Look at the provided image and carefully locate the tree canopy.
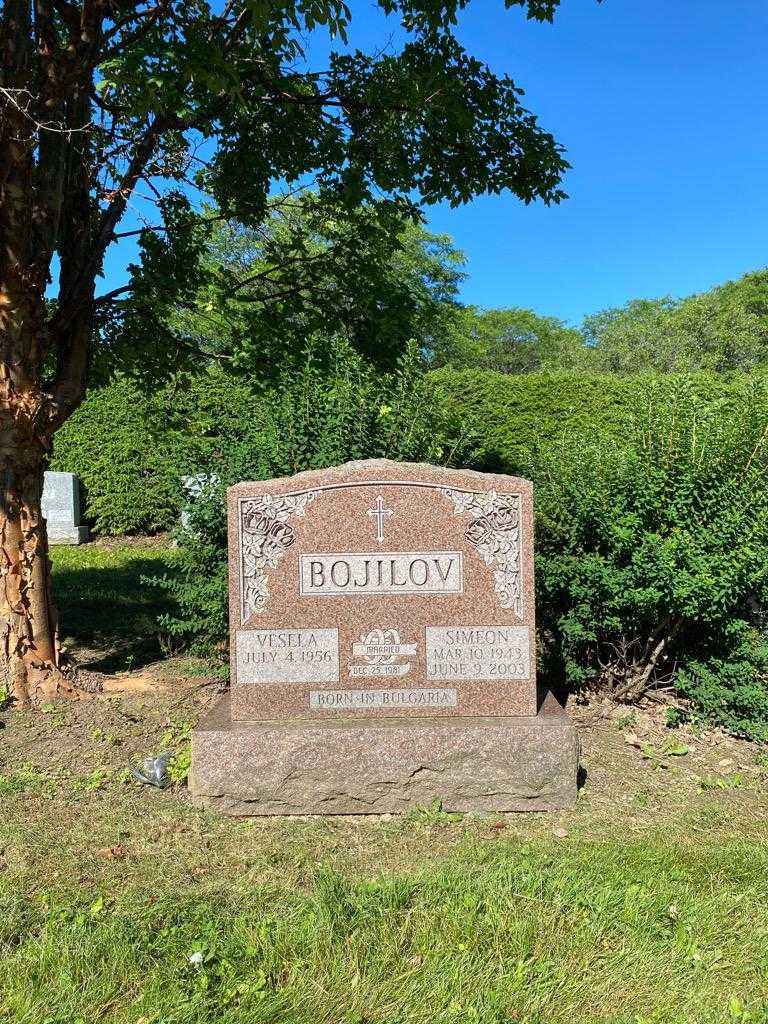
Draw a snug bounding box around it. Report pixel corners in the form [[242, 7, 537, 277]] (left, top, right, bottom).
[[584, 270, 768, 374], [103, 193, 467, 378], [424, 267, 768, 377], [430, 305, 585, 373], [1, 0, 572, 424]]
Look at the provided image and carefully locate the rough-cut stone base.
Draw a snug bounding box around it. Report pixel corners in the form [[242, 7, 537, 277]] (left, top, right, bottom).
[[190, 691, 578, 815], [48, 525, 89, 545]]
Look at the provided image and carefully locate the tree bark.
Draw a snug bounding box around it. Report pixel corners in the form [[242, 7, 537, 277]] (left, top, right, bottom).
[[0, 2, 89, 703], [0, 286, 89, 704], [0, 390, 75, 705]]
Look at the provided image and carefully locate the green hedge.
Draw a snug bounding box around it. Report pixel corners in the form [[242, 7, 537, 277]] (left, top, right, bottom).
[[50, 379, 185, 535], [54, 367, 767, 534], [427, 369, 768, 738], [530, 391, 768, 739], [428, 367, 768, 473], [50, 364, 768, 737], [50, 373, 268, 535]]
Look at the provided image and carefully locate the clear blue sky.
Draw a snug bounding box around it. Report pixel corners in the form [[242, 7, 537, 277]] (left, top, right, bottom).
[[104, 1, 768, 327], [419, 0, 768, 324]]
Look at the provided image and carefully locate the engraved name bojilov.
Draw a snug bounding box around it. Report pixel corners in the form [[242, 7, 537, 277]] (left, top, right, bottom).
[[299, 551, 462, 595]]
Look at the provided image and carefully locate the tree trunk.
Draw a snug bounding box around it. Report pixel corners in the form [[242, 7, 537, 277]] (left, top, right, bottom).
[[1, 1, 95, 704], [0, 398, 75, 706]]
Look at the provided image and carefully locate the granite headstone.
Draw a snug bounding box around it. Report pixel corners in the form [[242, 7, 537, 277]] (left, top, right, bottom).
[[41, 471, 89, 545], [191, 459, 578, 814]]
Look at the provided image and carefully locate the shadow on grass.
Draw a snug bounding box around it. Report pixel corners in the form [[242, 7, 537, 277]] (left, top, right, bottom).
[[51, 549, 178, 673]]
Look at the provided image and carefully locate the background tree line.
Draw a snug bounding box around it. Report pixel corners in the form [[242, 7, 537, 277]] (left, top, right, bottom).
[[106, 194, 768, 379]]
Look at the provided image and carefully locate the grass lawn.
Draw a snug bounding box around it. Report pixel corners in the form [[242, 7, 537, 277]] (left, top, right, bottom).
[[50, 539, 180, 673], [1, 776, 766, 1024], [0, 541, 766, 1023]]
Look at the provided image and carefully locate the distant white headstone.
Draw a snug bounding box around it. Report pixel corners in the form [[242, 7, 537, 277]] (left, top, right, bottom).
[[41, 471, 89, 545]]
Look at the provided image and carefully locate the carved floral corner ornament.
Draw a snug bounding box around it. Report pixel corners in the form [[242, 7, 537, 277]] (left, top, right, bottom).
[[240, 492, 316, 621], [442, 488, 523, 617]]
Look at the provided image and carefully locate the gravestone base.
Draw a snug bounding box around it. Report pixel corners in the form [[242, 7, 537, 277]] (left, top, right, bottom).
[[47, 525, 89, 546], [190, 690, 578, 815]]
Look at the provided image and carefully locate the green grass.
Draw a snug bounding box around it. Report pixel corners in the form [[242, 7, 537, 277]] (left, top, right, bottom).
[[51, 542, 176, 640], [0, 824, 766, 1023], [50, 542, 178, 670], [19, 540, 767, 1022]]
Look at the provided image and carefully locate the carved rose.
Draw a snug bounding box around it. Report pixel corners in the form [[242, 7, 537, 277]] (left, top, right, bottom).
[[488, 504, 518, 531], [466, 517, 494, 546], [261, 520, 295, 560], [243, 512, 271, 535], [240, 491, 316, 620]]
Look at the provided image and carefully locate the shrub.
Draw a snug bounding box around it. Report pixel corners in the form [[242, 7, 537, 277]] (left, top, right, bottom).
[[428, 367, 768, 473], [531, 380, 768, 739], [51, 372, 273, 535], [51, 379, 185, 535], [675, 624, 768, 739], [151, 342, 474, 655], [56, 362, 768, 739]]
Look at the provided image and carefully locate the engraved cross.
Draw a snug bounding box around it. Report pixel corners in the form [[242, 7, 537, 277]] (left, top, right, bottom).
[[367, 495, 393, 544]]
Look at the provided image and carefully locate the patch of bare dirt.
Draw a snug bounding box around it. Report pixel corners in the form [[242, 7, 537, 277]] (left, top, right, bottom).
[[570, 695, 767, 821], [0, 672, 223, 782], [0, 677, 765, 827]]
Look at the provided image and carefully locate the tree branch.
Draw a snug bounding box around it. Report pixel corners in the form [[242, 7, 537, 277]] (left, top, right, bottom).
[[92, 284, 133, 306], [54, 116, 166, 332], [100, 1, 175, 60], [48, 80, 98, 423], [224, 251, 327, 295]]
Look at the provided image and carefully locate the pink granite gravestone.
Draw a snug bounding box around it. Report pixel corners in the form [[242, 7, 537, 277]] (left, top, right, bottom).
[[190, 459, 578, 814]]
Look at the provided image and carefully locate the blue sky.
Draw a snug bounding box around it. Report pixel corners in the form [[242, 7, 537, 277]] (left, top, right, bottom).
[[103, 1, 768, 327], [419, 0, 768, 324]]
